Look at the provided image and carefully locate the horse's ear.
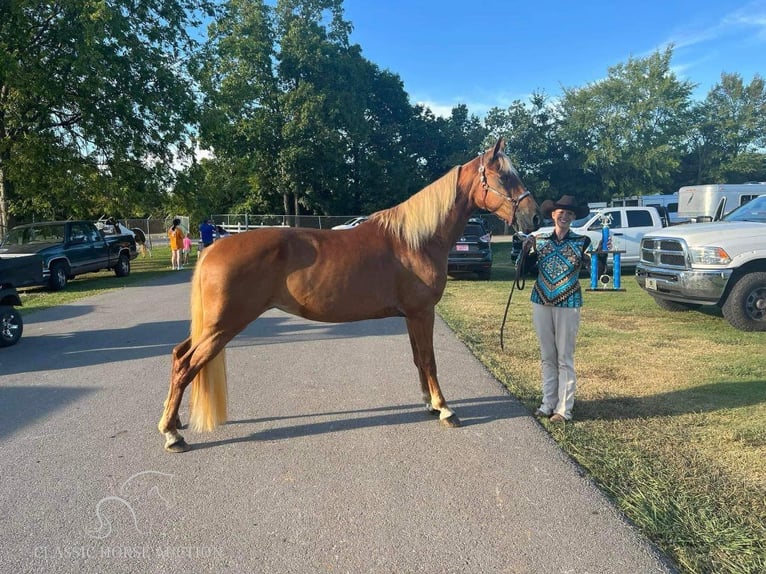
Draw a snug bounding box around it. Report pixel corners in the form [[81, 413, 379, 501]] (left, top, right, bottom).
[[492, 137, 505, 158]]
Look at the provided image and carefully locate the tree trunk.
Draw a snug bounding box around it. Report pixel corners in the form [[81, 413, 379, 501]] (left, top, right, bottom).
[[0, 165, 8, 239]]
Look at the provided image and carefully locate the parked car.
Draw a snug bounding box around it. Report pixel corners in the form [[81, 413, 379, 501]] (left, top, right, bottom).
[[636, 194, 766, 331], [0, 282, 23, 347], [448, 218, 493, 279], [0, 220, 138, 291], [332, 216, 368, 230]]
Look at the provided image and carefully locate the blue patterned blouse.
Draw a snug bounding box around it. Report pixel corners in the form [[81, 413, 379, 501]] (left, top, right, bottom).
[[527, 231, 593, 308]]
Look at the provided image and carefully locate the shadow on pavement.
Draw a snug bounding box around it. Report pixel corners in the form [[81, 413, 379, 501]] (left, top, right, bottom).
[[189, 395, 521, 451]]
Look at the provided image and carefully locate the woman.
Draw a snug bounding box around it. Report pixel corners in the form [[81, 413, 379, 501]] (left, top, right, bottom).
[[520, 195, 606, 423], [167, 218, 185, 270]]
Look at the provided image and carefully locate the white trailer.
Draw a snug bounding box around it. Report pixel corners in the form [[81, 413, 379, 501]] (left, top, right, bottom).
[[610, 194, 677, 208], [677, 183, 766, 222]]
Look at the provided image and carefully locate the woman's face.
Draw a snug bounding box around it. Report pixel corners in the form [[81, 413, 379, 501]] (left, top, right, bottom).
[[552, 208, 576, 230]]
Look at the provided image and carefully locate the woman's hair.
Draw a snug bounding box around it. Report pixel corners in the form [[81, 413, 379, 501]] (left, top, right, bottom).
[[172, 218, 181, 229]]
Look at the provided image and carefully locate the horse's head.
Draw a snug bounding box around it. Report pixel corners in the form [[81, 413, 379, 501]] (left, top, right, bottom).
[[472, 138, 541, 233]]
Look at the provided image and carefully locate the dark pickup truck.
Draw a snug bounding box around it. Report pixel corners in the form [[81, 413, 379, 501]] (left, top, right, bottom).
[[0, 256, 39, 346], [0, 286, 23, 346], [0, 220, 138, 291]]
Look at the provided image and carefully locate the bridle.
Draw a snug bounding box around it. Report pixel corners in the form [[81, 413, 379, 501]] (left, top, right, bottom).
[[478, 154, 531, 227], [476, 153, 532, 350]]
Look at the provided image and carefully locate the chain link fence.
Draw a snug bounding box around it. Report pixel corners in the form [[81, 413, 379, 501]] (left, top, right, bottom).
[[0, 212, 514, 244], [209, 214, 514, 236]]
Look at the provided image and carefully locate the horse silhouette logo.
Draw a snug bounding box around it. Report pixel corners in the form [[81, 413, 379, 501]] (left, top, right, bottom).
[[86, 471, 174, 540]]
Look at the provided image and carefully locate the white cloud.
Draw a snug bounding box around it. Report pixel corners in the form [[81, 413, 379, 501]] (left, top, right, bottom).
[[416, 100, 457, 118]]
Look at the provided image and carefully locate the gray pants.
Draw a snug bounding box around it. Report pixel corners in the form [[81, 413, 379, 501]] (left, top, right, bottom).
[[531, 303, 581, 420]]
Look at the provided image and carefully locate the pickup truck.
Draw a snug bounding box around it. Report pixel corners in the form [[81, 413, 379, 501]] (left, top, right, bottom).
[[529, 206, 668, 267], [0, 262, 26, 346], [0, 220, 138, 291], [635, 195, 766, 331]]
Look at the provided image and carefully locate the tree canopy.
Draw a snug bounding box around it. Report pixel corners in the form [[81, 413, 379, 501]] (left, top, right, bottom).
[[0, 0, 213, 231], [2, 1, 765, 233]]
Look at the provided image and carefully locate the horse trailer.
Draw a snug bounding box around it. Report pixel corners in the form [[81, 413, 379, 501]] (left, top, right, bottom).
[[677, 183, 766, 222]]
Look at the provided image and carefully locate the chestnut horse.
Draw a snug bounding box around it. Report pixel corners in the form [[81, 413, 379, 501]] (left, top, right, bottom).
[[158, 138, 540, 452]]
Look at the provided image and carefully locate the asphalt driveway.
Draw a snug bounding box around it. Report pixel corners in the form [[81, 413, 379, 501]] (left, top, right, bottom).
[[0, 272, 675, 573]]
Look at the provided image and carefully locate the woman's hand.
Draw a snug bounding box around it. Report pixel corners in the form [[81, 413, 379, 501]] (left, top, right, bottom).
[[597, 236, 613, 251]]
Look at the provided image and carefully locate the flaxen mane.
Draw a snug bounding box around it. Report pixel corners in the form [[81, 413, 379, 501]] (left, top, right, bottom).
[[370, 167, 460, 250]]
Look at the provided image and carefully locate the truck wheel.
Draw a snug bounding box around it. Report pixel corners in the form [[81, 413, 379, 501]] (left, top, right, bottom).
[[114, 254, 130, 277], [49, 262, 68, 291], [652, 297, 700, 312], [721, 272, 766, 332], [0, 305, 23, 347]]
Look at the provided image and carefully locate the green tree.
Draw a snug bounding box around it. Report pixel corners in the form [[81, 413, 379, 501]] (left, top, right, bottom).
[[683, 72, 766, 184], [190, 0, 428, 221], [484, 93, 602, 205], [557, 47, 694, 201], [191, 0, 283, 216], [0, 0, 211, 233]]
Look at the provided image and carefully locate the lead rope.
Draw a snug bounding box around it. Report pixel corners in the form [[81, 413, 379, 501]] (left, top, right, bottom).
[[500, 241, 529, 350]]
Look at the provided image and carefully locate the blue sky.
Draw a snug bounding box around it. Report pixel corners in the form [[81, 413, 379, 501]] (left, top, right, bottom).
[[343, 0, 766, 117]]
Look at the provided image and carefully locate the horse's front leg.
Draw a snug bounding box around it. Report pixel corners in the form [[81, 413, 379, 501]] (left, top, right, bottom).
[[406, 322, 434, 413], [406, 311, 461, 427], [158, 338, 194, 453]]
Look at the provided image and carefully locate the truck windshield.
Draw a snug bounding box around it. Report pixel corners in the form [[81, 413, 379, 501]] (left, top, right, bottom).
[[1, 225, 66, 246], [723, 196, 766, 223]]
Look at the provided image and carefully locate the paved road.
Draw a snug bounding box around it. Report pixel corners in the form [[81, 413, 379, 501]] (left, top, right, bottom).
[[0, 273, 675, 573]]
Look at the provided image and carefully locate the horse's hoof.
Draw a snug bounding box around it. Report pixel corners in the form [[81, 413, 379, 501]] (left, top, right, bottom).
[[426, 405, 440, 416], [164, 438, 191, 453], [440, 414, 461, 428]]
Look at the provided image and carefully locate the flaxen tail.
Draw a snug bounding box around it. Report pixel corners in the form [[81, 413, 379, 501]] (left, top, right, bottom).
[[188, 266, 228, 432]]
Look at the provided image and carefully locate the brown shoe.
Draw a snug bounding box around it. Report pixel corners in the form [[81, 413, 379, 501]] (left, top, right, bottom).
[[549, 414, 567, 423], [533, 409, 549, 418]]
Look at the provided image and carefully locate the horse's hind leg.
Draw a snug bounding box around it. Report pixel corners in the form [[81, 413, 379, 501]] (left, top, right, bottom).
[[158, 333, 228, 452], [158, 338, 195, 452], [405, 311, 460, 427]]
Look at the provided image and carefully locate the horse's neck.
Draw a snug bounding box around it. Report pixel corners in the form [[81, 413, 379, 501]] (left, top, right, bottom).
[[440, 167, 479, 245]]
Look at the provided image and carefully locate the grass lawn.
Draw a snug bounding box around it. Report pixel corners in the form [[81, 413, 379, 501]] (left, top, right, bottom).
[[14, 246, 192, 313], [438, 242, 765, 574], [14, 242, 766, 573]]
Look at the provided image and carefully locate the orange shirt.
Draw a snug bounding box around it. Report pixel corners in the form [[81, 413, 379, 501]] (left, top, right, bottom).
[[168, 226, 185, 250]]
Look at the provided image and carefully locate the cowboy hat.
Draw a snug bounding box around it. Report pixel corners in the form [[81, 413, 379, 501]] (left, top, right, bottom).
[[540, 195, 589, 219]]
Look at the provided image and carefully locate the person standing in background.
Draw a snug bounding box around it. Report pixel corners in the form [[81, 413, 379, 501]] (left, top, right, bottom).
[[168, 218, 185, 270], [199, 219, 215, 251], [182, 233, 192, 266]]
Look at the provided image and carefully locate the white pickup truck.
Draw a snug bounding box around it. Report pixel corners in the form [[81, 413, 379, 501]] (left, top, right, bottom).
[[635, 195, 766, 331], [531, 206, 668, 267]]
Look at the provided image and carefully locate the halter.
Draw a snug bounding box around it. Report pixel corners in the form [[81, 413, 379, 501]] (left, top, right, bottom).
[[478, 154, 530, 227]]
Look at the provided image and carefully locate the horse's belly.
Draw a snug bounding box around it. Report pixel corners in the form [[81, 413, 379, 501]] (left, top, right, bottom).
[[280, 269, 403, 322]]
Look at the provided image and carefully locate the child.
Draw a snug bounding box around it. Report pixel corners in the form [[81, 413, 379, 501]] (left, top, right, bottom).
[[182, 234, 192, 265]]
